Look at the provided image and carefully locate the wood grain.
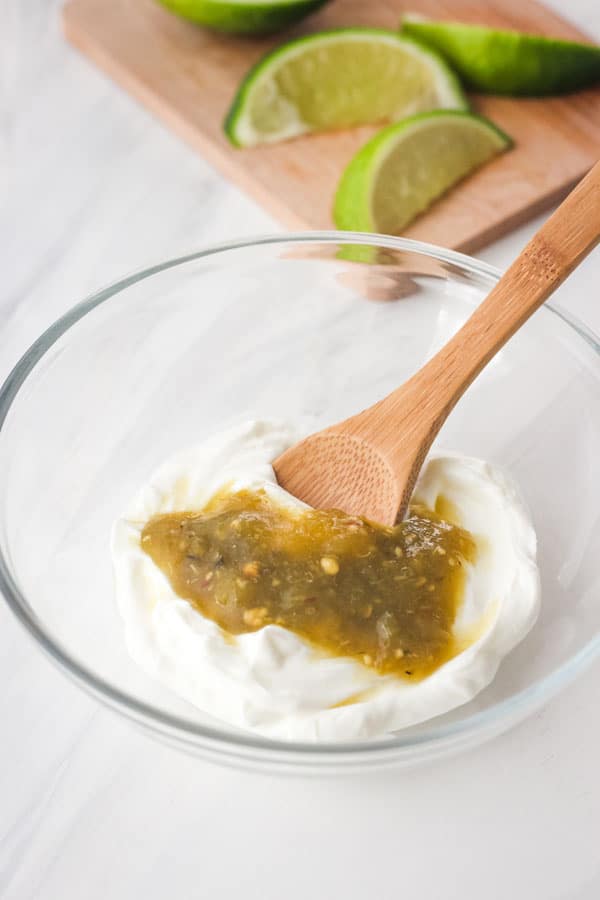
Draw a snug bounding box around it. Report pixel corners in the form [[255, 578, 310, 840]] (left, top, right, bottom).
[[274, 160, 600, 523], [63, 0, 600, 252]]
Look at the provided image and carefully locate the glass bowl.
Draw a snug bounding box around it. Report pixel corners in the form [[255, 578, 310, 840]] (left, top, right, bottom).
[[1, 233, 599, 774]]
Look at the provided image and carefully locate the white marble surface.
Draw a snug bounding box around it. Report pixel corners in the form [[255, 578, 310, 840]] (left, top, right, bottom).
[[2, 2, 600, 897]]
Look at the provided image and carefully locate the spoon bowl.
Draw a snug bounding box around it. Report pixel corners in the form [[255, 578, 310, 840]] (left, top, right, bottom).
[[274, 430, 402, 523]]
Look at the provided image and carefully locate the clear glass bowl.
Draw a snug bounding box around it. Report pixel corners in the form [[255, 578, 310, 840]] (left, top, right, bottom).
[[1, 233, 599, 774]]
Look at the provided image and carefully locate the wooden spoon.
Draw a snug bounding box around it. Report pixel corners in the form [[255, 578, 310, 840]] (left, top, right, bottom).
[[274, 160, 600, 525]]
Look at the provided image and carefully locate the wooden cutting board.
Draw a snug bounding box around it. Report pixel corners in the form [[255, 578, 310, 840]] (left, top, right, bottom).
[[63, 0, 600, 252]]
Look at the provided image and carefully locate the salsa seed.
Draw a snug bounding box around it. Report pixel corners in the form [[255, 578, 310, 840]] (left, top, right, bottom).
[[347, 519, 363, 530], [320, 556, 339, 575], [243, 607, 268, 627], [242, 561, 260, 579]]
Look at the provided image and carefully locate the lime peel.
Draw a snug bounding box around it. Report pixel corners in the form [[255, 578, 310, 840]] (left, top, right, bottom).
[[157, 0, 330, 36], [401, 14, 600, 96]]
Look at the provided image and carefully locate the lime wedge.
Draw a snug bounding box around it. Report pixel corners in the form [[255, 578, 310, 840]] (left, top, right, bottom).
[[401, 15, 600, 95], [334, 110, 511, 234], [224, 28, 467, 147], [157, 0, 329, 35]]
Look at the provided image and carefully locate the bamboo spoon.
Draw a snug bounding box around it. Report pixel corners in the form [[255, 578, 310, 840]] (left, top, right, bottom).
[[274, 160, 600, 525]]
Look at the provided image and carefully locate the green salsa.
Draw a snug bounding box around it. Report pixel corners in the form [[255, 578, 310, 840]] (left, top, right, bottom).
[[141, 489, 476, 680]]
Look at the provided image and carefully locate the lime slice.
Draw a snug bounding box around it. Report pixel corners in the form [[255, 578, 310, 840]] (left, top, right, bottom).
[[334, 110, 511, 235], [157, 0, 329, 35], [401, 15, 600, 96], [224, 28, 467, 147]]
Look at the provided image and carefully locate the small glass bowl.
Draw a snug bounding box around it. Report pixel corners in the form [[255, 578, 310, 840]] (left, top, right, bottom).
[[1, 233, 599, 774]]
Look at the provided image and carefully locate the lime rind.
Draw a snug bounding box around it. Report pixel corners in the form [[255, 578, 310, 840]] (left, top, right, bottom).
[[333, 110, 511, 234], [401, 14, 600, 95], [157, 0, 330, 35], [224, 28, 468, 147]]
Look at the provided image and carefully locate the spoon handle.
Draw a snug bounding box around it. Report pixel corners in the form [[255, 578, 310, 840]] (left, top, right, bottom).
[[376, 158, 600, 444]]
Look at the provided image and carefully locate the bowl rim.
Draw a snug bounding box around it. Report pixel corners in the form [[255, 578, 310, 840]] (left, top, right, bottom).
[[1, 230, 599, 766]]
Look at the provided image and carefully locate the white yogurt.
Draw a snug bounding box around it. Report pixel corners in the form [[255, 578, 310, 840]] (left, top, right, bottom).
[[111, 420, 540, 742]]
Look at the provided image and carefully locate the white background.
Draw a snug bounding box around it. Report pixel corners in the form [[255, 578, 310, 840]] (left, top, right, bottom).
[[2, 2, 599, 897]]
